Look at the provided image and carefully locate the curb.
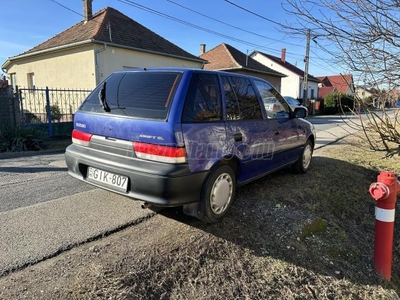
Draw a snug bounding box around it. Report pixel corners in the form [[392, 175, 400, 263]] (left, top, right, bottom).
[[0, 148, 67, 160]]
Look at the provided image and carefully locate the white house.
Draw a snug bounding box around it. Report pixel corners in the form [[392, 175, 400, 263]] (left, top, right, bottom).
[[250, 49, 320, 103]]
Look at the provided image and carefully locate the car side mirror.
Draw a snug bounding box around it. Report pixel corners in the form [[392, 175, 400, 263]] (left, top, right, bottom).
[[293, 107, 308, 119]]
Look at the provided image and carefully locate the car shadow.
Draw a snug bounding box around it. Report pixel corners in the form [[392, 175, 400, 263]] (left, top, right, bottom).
[[157, 156, 399, 292], [0, 166, 68, 173]]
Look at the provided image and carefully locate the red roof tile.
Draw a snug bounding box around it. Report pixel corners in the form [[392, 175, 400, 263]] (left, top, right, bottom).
[[318, 86, 336, 99], [316, 75, 353, 94], [18, 7, 202, 62], [200, 43, 285, 77]]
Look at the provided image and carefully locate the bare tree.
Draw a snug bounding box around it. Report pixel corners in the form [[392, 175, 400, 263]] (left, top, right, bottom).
[[283, 0, 400, 156]]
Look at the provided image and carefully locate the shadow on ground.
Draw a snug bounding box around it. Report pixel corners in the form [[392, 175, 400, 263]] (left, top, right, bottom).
[[158, 155, 400, 294]]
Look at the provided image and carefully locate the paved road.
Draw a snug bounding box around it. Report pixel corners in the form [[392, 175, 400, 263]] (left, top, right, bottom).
[[0, 153, 154, 275], [0, 115, 354, 275], [309, 114, 360, 149]]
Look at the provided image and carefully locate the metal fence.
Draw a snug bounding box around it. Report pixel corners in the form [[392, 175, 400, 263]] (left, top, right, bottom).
[[16, 86, 92, 136]]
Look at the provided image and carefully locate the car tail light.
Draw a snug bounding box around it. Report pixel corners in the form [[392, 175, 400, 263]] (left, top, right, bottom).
[[72, 129, 93, 147], [134, 142, 186, 164]]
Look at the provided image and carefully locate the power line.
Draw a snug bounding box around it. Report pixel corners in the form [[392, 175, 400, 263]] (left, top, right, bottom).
[[49, 0, 83, 17], [118, 0, 309, 61], [49, 0, 304, 61], [49, 0, 338, 73], [224, 0, 283, 27], [167, 0, 301, 48]]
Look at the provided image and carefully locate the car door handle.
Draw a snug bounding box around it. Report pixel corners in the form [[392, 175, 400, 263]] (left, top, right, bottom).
[[233, 133, 242, 142]]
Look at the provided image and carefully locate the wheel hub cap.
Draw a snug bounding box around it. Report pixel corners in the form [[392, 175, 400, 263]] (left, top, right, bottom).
[[210, 173, 233, 215]]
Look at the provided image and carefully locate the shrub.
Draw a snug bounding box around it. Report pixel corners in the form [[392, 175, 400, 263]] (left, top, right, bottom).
[[340, 95, 354, 111], [323, 92, 339, 114], [49, 104, 62, 122], [0, 123, 46, 152]]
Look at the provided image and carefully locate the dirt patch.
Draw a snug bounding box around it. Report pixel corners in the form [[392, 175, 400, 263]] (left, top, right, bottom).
[[0, 136, 399, 299]]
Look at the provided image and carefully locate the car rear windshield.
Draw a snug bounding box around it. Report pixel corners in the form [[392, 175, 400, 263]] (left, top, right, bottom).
[[79, 71, 182, 120]]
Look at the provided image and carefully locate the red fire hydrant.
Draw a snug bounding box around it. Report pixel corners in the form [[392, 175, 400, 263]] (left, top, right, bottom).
[[369, 171, 400, 281]]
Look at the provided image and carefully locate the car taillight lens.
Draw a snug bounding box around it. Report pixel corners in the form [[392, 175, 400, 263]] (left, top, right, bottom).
[[72, 129, 93, 146], [134, 142, 186, 164]]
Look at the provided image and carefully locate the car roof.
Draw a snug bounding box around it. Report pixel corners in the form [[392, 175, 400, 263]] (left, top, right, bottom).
[[112, 68, 269, 81]]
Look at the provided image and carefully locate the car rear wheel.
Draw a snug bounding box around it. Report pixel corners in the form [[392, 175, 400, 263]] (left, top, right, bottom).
[[292, 140, 313, 174], [198, 164, 236, 223]]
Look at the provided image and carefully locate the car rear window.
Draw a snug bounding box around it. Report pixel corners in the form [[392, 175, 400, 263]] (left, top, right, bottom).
[[79, 71, 181, 120]]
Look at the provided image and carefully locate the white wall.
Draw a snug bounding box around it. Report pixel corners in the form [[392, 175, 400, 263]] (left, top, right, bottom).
[[251, 52, 319, 100], [6, 45, 97, 89], [96, 45, 204, 84], [5, 44, 204, 90]]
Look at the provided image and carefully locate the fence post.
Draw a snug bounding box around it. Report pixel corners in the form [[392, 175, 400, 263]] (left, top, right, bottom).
[[45, 86, 53, 137], [16, 85, 25, 127]]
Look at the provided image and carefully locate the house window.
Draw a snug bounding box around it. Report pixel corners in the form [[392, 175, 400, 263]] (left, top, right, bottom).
[[27, 73, 35, 90], [310, 89, 315, 99], [10, 73, 17, 90]]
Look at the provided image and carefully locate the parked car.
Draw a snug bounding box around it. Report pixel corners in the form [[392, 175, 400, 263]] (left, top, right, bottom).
[[65, 68, 316, 223], [284, 96, 308, 117]]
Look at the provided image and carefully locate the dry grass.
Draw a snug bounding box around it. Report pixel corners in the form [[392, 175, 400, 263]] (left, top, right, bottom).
[[0, 135, 399, 299]]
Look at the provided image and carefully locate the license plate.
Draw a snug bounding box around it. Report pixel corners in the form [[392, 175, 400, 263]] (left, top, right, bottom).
[[87, 166, 128, 192]]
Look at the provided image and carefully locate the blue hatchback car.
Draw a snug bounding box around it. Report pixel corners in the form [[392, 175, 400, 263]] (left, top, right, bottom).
[[65, 68, 316, 223]]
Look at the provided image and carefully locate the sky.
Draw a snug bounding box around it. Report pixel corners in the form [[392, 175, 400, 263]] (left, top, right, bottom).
[[0, 0, 346, 77]]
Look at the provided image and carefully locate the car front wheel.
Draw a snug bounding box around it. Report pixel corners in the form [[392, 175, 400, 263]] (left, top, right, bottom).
[[292, 140, 313, 174], [198, 164, 236, 223]]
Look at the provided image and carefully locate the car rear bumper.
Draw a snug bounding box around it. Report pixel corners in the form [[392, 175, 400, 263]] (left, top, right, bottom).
[[65, 144, 208, 206]]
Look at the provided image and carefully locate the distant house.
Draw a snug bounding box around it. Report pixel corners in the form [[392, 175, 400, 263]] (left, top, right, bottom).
[[355, 86, 374, 100], [250, 49, 320, 102], [200, 43, 286, 91], [316, 74, 355, 99], [1, 0, 204, 90]]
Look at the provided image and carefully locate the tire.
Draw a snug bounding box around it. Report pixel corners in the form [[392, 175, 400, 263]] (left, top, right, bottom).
[[198, 164, 236, 223], [292, 140, 313, 174]]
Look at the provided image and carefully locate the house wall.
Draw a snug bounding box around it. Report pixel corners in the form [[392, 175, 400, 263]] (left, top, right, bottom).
[[355, 87, 373, 100], [226, 69, 282, 92], [251, 53, 319, 100], [96, 45, 204, 84], [6, 45, 97, 89], [5, 44, 204, 90]]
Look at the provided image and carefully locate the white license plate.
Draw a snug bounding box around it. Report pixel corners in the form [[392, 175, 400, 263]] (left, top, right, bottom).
[[87, 167, 128, 192]]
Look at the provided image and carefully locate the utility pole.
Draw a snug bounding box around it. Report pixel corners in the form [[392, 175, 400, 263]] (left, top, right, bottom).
[[303, 29, 311, 107]]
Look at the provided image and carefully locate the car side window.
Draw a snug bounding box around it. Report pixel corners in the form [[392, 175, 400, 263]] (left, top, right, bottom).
[[182, 73, 222, 123], [253, 80, 290, 119], [222, 76, 240, 120], [222, 76, 263, 120]]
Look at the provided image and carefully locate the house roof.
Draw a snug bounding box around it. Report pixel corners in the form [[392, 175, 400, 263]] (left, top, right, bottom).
[[5, 6, 203, 64], [318, 86, 336, 99], [250, 50, 321, 83], [200, 43, 286, 77], [316, 74, 353, 94]]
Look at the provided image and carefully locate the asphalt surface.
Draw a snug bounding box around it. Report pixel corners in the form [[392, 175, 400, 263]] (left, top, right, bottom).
[[0, 152, 154, 275]]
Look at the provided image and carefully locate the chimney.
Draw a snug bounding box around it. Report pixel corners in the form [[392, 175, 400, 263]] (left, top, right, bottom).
[[281, 48, 286, 63], [83, 0, 93, 23], [200, 44, 206, 55]]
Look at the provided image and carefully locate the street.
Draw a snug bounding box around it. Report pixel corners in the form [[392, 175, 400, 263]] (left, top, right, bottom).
[[0, 153, 154, 275]]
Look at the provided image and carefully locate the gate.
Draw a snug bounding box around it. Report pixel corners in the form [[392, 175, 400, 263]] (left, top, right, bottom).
[[16, 86, 92, 137]]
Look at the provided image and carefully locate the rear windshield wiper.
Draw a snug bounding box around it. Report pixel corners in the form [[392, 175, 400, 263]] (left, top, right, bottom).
[[98, 82, 111, 112]]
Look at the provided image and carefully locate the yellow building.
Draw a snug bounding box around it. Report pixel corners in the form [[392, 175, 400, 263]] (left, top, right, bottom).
[[2, 1, 205, 90]]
